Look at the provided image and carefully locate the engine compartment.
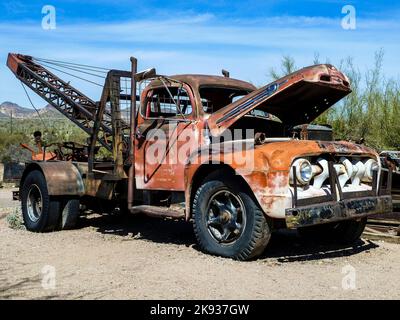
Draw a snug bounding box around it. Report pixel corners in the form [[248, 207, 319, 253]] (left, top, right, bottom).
[[228, 114, 333, 141]]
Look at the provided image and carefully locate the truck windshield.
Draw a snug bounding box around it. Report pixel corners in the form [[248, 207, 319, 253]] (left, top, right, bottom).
[[200, 86, 272, 119], [200, 87, 250, 114]]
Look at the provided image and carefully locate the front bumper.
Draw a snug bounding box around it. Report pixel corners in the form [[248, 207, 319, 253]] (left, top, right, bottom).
[[285, 163, 393, 228], [286, 195, 392, 228]]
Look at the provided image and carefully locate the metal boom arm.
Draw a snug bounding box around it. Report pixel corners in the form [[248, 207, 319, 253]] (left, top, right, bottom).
[[6, 53, 129, 152]]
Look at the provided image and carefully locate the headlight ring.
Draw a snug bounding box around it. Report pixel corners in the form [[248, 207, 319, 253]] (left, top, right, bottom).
[[293, 158, 313, 185]]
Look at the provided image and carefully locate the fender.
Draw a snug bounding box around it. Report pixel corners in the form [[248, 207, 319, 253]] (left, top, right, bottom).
[[20, 161, 85, 196], [183, 143, 267, 220], [184, 160, 273, 221]]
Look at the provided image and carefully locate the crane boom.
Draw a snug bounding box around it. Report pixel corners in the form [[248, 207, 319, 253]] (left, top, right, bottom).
[[6, 53, 129, 151]]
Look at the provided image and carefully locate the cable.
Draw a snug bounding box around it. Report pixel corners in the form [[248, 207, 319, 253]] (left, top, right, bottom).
[[39, 62, 104, 87], [38, 60, 108, 76], [33, 56, 111, 71], [39, 61, 106, 82], [34, 59, 109, 75], [39, 61, 106, 79], [20, 81, 49, 130]]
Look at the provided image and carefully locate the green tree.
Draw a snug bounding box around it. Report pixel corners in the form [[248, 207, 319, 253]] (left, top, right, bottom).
[[269, 50, 400, 151]]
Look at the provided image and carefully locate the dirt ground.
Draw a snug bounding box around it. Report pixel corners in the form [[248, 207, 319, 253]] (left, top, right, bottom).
[[0, 187, 399, 300]]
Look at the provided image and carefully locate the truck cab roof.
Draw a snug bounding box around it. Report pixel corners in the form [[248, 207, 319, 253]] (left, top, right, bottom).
[[147, 74, 257, 92]]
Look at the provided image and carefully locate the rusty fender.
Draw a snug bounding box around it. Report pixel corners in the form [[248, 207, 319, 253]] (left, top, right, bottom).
[[183, 141, 277, 220], [20, 161, 85, 196]]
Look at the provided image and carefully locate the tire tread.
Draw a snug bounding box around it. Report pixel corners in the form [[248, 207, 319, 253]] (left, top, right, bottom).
[[192, 176, 270, 260]]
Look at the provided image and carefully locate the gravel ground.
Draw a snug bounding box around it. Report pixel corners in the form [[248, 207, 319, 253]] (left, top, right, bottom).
[[0, 188, 399, 300]]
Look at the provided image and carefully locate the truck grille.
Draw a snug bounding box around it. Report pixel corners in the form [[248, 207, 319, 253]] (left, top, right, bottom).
[[290, 156, 392, 207]]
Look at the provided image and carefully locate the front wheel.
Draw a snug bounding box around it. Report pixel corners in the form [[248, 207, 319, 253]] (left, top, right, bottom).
[[193, 178, 271, 260]]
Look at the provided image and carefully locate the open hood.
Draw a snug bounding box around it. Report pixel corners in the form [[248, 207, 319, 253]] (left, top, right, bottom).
[[207, 64, 351, 136]]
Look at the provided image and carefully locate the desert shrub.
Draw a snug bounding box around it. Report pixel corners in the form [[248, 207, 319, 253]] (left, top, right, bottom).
[[6, 208, 25, 230]]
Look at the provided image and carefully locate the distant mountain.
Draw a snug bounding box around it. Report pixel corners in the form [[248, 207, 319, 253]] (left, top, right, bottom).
[[0, 101, 33, 118], [36, 104, 62, 118], [0, 101, 131, 121], [0, 101, 62, 119]]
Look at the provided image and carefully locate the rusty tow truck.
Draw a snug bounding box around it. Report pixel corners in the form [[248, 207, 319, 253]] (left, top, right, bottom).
[[7, 53, 392, 260]]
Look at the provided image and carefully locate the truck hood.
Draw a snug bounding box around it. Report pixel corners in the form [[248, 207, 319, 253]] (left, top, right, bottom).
[[207, 64, 351, 136]]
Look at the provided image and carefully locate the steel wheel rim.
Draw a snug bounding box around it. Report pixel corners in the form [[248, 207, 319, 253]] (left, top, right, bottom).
[[27, 184, 43, 222], [206, 189, 246, 244]]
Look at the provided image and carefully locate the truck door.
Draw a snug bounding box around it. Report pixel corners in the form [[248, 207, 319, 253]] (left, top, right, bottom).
[[135, 83, 198, 191]]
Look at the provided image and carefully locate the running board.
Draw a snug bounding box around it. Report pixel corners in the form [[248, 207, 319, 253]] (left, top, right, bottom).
[[130, 204, 185, 219]]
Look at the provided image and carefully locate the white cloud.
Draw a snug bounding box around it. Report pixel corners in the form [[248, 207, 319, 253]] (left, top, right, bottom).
[[0, 13, 399, 107]]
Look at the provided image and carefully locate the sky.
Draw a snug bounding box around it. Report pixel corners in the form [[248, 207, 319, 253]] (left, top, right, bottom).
[[1, 0, 400, 107]]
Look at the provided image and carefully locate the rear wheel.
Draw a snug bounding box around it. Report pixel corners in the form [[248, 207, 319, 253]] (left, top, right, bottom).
[[193, 177, 271, 260], [60, 199, 80, 230], [21, 170, 61, 232], [298, 218, 367, 244]]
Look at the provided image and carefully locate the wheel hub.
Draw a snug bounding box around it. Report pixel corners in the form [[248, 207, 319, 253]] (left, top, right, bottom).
[[206, 190, 246, 244], [220, 210, 231, 223], [26, 184, 43, 223]]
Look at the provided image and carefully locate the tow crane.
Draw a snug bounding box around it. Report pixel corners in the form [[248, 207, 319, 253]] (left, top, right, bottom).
[[7, 53, 392, 260]]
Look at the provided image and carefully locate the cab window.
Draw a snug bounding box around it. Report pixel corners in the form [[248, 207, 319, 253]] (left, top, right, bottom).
[[143, 86, 192, 118]]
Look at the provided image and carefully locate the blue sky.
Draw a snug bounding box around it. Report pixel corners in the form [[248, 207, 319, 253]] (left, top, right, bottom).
[[1, 0, 400, 107]]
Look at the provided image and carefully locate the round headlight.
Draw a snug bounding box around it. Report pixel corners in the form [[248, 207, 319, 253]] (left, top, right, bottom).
[[293, 159, 313, 185], [363, 159, 379, 181]]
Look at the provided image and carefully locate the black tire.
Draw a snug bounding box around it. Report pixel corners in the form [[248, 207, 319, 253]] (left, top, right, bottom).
[[298, 218, 367, 244], [60, 199, 80, 230], [21, 170, 61, 232], [193, 178, 271, 260]]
